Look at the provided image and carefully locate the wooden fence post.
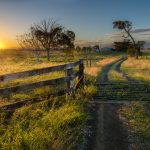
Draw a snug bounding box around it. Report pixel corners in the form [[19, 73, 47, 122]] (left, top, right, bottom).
[[86, 59, 88, 67], [90, 59, 92, 67], [66, 65, 74, 95], [79, 59, 84, 86]]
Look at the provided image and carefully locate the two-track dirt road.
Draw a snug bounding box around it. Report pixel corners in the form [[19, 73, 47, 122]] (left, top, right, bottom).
[[88, 57, 150, 150]]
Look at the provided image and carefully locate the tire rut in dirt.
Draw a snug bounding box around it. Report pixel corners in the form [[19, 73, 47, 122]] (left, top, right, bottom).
[[92, 104, 129, 150]]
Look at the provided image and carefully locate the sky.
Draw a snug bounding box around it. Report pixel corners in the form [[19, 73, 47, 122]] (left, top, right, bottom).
[[0, 0, 150, 48]]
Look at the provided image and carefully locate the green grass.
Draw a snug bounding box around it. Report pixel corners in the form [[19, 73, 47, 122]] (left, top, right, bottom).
[[0, 100, 88, 149], [0, 67, 98, 150], [0, 86, 92, 149], [0, 83, 97, 150], [0, 49, 126, 149]]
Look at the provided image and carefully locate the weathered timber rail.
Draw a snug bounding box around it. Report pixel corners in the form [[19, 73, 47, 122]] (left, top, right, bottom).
[[0, 59, 84, 96]]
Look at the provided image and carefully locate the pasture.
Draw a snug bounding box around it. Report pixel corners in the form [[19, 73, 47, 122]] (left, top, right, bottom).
[[0, 49, 150, 149]]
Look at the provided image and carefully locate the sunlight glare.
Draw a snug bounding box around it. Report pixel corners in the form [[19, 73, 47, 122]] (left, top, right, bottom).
[[0, 42, 5, 49]]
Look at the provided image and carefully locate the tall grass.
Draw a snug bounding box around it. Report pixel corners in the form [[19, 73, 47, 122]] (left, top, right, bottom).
[[121, 53, 150, 83], [0, 81, 95, 149], [0, 71, 98, 150], [0, 98, 88, 149], [0, 49, 123, 149], [121, 102, 150, 149]]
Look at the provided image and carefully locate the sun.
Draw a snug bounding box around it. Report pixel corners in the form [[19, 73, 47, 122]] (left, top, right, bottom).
[[0, 42, 5, 49]]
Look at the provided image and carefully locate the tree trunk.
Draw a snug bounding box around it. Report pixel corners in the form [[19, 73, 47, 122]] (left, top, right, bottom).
[[35, 49, 40, 63], [47, 49, 50, 61], [124, 28, 138, 59], [128, 33, 138, 59], [137, 47, 142, 56]]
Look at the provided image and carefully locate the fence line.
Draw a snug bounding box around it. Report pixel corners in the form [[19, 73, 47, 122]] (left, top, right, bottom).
[[0, 59, 84, 96], [0, 60, 82, 82]]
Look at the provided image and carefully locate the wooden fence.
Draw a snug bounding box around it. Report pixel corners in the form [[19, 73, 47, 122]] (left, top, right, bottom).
[[0, 59, 84, 96]]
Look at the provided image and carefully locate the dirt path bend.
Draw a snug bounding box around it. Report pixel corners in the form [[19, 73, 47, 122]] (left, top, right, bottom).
[[114, 57, 140, 83], [91, 103, 129, 150], [98, 57, 124, 83]]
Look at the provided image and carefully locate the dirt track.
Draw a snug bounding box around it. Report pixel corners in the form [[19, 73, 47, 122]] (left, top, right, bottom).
[[88, 57, 150, 150], [89, 58, 129, 150], [92, 104, 129, 150]]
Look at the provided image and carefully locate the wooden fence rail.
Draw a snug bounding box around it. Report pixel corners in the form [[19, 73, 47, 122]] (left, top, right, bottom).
[[0, 59, 84, 96], [0, 60, 81, 82]]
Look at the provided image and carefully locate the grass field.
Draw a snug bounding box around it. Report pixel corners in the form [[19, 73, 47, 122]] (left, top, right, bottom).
[[120, 50, 150, 149], [0, 49, 120, 104], [0, 49, 113, 149], [121, 50, 150, 83], [1, 49, 150, 149], [121, 102, 150, 150]]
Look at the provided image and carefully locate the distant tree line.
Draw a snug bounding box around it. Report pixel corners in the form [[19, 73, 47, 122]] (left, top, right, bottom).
[[17, 19, 75, 61]]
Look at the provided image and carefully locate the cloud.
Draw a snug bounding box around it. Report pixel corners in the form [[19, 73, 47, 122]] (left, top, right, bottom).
[[131, 28, 150, 34], [139, 33, 150, 36], [76, 28, 150, 48]]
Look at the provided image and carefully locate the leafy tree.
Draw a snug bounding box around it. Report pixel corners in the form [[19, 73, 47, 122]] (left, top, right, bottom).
[[113, 20, 139, 59], [18, 19, 75, 61], [34, 19, 63, 61], [113, 39, 131, 52], [59, 30, 75, 49]]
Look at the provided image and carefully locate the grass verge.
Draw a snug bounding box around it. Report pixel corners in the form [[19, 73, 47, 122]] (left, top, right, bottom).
[[121, 102, 150, 150]]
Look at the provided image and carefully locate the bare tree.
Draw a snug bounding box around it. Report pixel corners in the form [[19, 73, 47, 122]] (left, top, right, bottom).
[[113, 20, 139, 59], [17, 27, 42, 62]]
